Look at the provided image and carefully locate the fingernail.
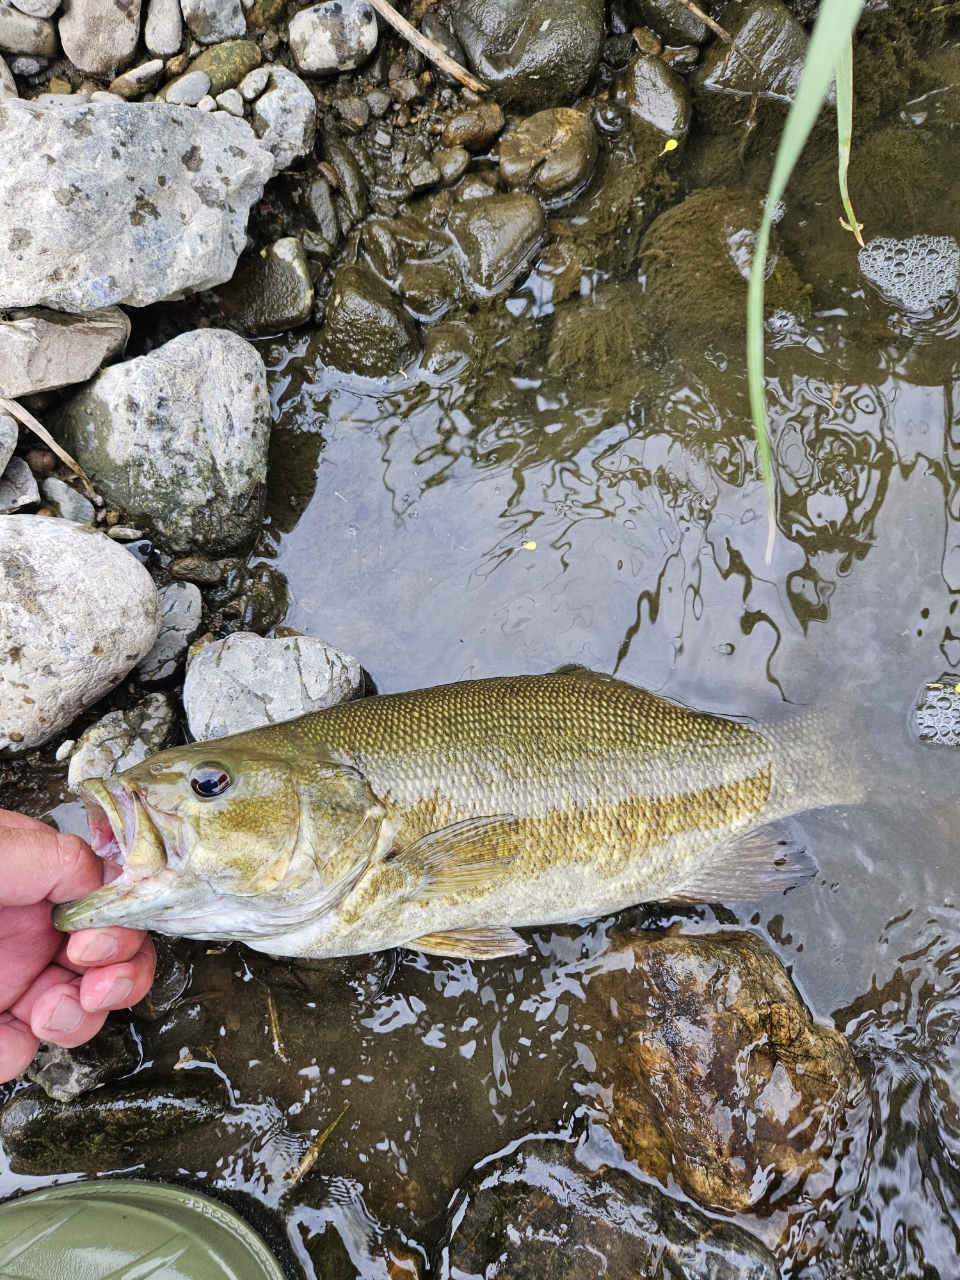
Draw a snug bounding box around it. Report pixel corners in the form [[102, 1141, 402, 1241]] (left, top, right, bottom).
[[73, 932, 119, 963], [92, 977, 133, 1010], [43, 994, 83, 1033]]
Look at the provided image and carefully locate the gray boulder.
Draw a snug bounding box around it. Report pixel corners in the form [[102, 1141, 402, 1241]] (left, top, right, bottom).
[[0, 408, 15, 474], [289, 0, 378, 75], [58, 0, 141, 76], [0, 99, 274, 312], [0, 457, 38, 513], [41, 476, 95, 524], [180, 0, 244, 43], [67, 692, 176, 790], [0, 306, 129, 397], [0, 4, 56, 55], [54, 329, 271, 557], [144, 0, 181, 55], [250, 65, 316, 174], [0, 517, 159, 753], [183, 631, 362, 740], [0, 53, 17, 95], [137, 580, 203, 682]]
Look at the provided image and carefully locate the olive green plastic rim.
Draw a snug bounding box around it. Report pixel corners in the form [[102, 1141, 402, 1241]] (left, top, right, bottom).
[[0, 1179, 287, 1280]]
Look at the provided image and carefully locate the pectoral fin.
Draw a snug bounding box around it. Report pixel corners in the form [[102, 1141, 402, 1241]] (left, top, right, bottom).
[[408, 927, 528, 958], [397, 815, 524, 899], [670, 827, 818, 903]]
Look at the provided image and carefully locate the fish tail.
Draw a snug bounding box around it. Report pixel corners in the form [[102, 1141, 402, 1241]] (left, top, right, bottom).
[[763, 699, 865, 820]]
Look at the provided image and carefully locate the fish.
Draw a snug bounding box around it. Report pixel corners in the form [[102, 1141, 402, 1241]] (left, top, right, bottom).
[[53, 669, 859, 960]]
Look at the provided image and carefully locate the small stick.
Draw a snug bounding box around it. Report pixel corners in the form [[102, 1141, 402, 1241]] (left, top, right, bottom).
[[286, 1103, 351, 1184], [671, 0, 765, 80], [0, 395, 97, 499], [364, 0, 489, 94]]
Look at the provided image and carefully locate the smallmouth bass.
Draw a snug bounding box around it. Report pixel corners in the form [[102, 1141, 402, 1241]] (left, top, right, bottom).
[[54, 669, 858, 958]]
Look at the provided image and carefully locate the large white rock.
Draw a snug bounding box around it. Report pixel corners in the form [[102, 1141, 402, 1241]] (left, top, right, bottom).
[[0, 517, 160, 752], [54, 329, 271, 556], [58, 0, 141, 76], [0, 55, 15, 98], [0, 306, 130, 397], [0, 99, 274, 312], [0, 409, 15, 475], [0, 4, 56, 55], [184, 631, 362, 740], [144, 0, 181, 54], [289, 0, 378, 75], [8, 0, 60, 18], [250, 65, 316, 174], [180, 0, 244, 43]]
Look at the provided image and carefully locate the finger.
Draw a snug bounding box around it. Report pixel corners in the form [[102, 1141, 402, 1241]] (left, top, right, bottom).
[[0, 809, 52, 833], [27, 977, 107, 1049], [65, 927, 149, 969], [79, 936, 156, 1014], [0, 827, 102, 907], [0, 1012, 39, 1084], [0, 903, 67, 1014]]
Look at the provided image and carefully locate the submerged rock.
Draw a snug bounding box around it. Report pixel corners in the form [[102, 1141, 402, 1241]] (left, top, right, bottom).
[[251, 64, 317, 174], [587, 929, 864, 1213], [450, 0, 604, 110], [696, 0, 808, 103], [24, 1022, 139, 1102], [318, 263, 419, 376], [0, 306, 129, 398], [448, 193, 545, 295], [499, 107, 597, 205], [58, 0, 141, 77], [219, 237, 314, 334], [0, 517, 159, 753], [137, 581, 203, 683], [54, 329, 271, 556], [289, 0, 378, 74], [67, 692, 177, 790], [0, 99, 273, 312], [442, 1138, 779, 1280], [183, 631, 362, 740]]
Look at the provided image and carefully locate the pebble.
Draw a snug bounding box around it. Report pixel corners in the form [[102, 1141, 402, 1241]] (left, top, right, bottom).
[[218, 236, 314, 334], [0, 408, 15, 474], [318, 262, 420, 377], [180, 0, 245, 44], [250, 64, 316, 174], [7, 0, 58, 19], [238, 64, 268, 99], [448, 192, 546, 295], [0, 4, 56, 56], [0, 99, 273, 311], [620, 52, 690, 139], [433, 145, 470, 185], [288, 0, 378, 75], [498, 107, 597, 205], [58, 0, 140, 77], [41, 476, 95, 524], [137, 582, 203, 682], [185, 37, 260, 93], [183, 631, 362, 740], [106, 525, 144, 540], [163, 67, 210, 104], [215, 86, 244, 114], [196, 93, 216, 110], [67, 692, 176, 790], [408, 159, 440, 190], [365, 87, 390, 117], [0, 53, 14, 97], [144, 0, 182, 56], [0, 305, 130, 398], [89, 89, 124, 102], [440, 99, 504, 152], [0, 457, 38, 513], [109, 57, 165, 99], [54, 329, 271, 556], [0, 516, 160, 752]]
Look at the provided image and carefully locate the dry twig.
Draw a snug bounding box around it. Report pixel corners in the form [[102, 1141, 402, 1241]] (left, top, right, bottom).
[[0, 396, 97, 499], [364, 0, 488, 93]]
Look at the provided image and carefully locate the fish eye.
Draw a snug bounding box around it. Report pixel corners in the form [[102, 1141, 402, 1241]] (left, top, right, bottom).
[[190, 765, 232, 798]]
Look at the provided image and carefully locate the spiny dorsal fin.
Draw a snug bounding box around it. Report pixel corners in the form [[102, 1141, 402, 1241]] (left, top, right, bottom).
[[397, 815, 523, 899], [407, 926, 528, 958], [669, 827, 818, 903]]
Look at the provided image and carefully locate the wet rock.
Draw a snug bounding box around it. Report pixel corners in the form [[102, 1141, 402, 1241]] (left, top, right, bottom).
[[170, 553, 242, 585], [499, 107, 597, 205], [133, 936, 192, 1020], [448, 192, 545, 295], [0, 306, 129, 398], [0, 1074, 230, 1174], [41, 476, 95, 524], [334, 92, 369, 131], [420, 11, 464, 82], [322, 132, 368, 231], [289, 0, 378, 75], [0, 517, 159, 753], [109, 57, 165, 99], [450, 0, 604, 111], [440, 99, 504, 152], [434, 145, 469, 185], [619, 52, 690, 139], [420, 319, 478, 381], [251, 64, 317, 174], [0, 100, 273, 312], [631, 0, 707, 45], [0, 53, 15, 96], [58, 0, 141, 77], [24, 1021, 139, 1102], [696, 0, 808, 103], [163, 67, 210, 104], [399, 259, 461, 320], [0, 408, 15, 475], [144, 0, 182, 56], [0, 457, 38, 513], [587, 929, 864, 1213], [183, 631, 362, 740], [180, 0, 244, 43], [67, 692, 176, 789], [318, 262, 419, 376], [220, 237, 314, 334], [136, 583, 203, 682], [54, 330, 270, 557], [200, 560, 288, 632], [187, 36, 260, 94], [263, 169, 341, 266], [443, 1137, 779, 1280], [0, 4, 56, 55]]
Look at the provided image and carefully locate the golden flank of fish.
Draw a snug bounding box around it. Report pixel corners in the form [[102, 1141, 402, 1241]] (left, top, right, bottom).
[[53, 670, 859, 959]]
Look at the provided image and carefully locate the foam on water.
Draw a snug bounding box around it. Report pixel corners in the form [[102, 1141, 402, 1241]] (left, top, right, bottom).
[[858, 234, 960, 312]]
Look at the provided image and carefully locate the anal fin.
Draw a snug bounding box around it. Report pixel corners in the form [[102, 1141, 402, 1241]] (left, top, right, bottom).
[[407, 927, 528, 959], [671, 826, 818, 904]]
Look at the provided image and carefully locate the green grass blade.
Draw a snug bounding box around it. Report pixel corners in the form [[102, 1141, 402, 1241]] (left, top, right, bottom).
[[747, 0, 865, 562], [836, 34, 864, 245]]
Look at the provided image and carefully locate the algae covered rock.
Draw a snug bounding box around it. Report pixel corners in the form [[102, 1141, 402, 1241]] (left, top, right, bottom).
[[219, 237, 315, 334], [499, 108, 597, 205], [441, 1137, 779, 1280], [448, 192, 545, 295], [318, 262, 419, 376], [24, 1022, 139, 1102], [185, 37, 261, 93], [619, 52, 690, 139], [54, 329, 271, 556], [696, 0, 809, 103]]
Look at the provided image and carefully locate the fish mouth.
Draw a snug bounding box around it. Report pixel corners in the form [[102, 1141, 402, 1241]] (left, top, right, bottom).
[[53, 777, 175, 932]]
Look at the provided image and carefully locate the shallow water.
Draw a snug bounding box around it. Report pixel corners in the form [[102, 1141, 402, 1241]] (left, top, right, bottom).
[[9, 57, 960, 1280]]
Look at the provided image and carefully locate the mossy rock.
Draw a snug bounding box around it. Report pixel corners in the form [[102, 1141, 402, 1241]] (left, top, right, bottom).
[[188, 40, 262, 95]]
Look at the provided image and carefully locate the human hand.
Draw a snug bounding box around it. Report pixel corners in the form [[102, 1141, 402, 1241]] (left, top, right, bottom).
[[0, 809, 155, 1083]]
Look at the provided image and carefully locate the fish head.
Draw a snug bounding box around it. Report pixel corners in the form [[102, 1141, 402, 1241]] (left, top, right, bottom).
[[53, 735, 388, 941]]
